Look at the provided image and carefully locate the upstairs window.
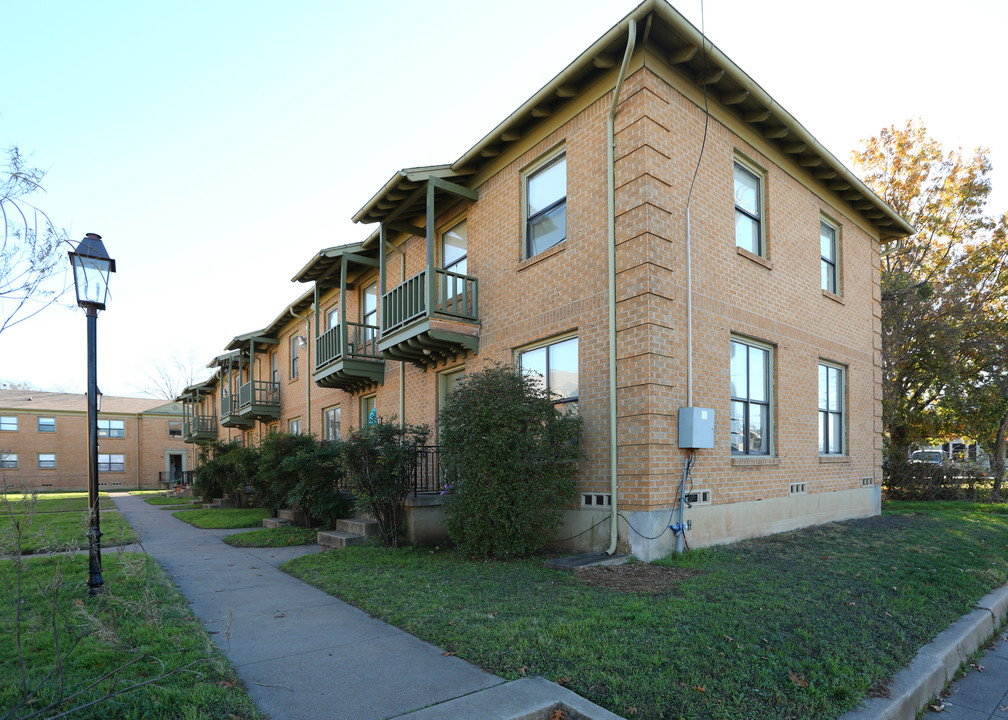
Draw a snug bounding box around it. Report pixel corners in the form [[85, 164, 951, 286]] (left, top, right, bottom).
[[442, 219, 467, 275], [325, 304, 340, 331], [0, 416, 17, 432], [38, 417, 55, 432], [271, 352, 279, 384], [97, 419, 125, 438], [290, 334, 300, 380], [362, 282, 378, 346], [168, 421, 182, 438], [525, 154, 567, 258], [820, 219, 838, 294], [734, 160, 764, 256]]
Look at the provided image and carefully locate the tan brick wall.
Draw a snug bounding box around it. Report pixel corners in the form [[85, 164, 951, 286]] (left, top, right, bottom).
[[0, 409, 188, 491]]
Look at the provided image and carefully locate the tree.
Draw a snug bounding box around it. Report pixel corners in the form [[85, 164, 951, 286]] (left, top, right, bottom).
[[852, 120, 1007, 459], [1, 146, 71, 335], [136, 347, 211, 400]]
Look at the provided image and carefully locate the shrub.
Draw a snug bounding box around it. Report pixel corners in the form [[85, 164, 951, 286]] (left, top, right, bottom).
[[283, 440, 349, 529], [252, 433, 319, 516], [439, 363, 581, 558], [341, 417, 429, 546], [193, 440, 246, 503]]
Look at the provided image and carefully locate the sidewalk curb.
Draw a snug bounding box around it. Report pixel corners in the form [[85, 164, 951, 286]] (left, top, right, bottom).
[[840, 584, 1008, 720]]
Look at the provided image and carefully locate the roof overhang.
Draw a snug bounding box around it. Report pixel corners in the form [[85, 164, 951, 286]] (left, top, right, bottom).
[[351, 0, 914, 241], [291, 238, 377, 287]]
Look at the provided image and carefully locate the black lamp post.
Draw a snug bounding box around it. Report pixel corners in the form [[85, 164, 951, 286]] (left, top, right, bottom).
[[68, 233, 116, 597]]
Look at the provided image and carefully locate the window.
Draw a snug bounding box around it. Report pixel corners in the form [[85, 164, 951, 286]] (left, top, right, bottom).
[[38, 453, 55, 469], [518, 336, 579, 414], [0, 416, 17, 431], [322, 406, 341, 442], [97, 419, 125, 438], [168, 421, 182, 438], [290, 334, 300, 379], [734, 159, 764, 256], [442, 219, 467, 275], [730, 337, 772, 455], [362, 282, 378, 346], [820, 219, 838, 294], [326, 306, 342, 332], [38, 417, 55, 432], [98, 454, 125, 472], [0, 453, 17, 469], [361, 395, 377, 426], [289, 418, 301, 435], [525, 153, 567, 258], [819, 362, 845, 455], [271, 352, 279, 384]]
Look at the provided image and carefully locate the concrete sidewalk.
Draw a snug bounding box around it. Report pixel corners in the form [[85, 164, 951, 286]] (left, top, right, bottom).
[[111, 493, 504, 720], [923, 628, 1008, 719]]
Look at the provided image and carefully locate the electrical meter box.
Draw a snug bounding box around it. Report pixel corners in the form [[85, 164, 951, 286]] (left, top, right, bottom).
[[678, 407, 714, 449]]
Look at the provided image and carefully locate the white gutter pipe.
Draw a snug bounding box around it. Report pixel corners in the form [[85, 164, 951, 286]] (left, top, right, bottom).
[[605, 19, 636, 555]]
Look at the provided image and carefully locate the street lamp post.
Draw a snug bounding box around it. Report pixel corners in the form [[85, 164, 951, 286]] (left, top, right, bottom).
[[68, 233, 116, 597]]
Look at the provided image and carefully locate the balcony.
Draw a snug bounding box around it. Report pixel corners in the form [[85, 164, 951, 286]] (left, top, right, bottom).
[[236, 380, 281, 421], [220, 394, 254, 429], [314, 320, 385, 392], [379, 268, 479, 367], [183, 415, 218, 443]]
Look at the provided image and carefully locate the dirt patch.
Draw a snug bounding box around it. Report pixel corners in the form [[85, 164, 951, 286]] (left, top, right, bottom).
[[573, 563, 698, 595]]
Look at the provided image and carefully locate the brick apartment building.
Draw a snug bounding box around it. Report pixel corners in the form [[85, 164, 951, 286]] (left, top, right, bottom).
[[178, 0, 913, 559], [0, 390, 188, 491]]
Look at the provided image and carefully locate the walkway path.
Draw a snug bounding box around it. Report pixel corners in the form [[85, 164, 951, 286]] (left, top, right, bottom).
[[110, 494, 502, 720]]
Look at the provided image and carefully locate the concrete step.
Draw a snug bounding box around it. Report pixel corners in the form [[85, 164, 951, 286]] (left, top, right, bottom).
[[263, 517, 292, 529], [317, 530, 367, 549], [278, 508, 309, 526], [336, 518, 380, 537]]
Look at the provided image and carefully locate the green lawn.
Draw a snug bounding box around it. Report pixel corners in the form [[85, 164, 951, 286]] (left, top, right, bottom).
[[1, 553, 261, 719], [283, 500, 1008, 720], [2, 492, 115, 514], [172, 508, 270, 529], [143, 495, 196, 507], [1, 510, 138, 555], [224, 526, 318, 548]]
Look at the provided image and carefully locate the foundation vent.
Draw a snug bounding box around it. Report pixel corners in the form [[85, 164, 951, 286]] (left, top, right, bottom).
[[685, 489, 712, 505], [581, 492, 612, 508], [789, 482, 807, 495], [861, 476, 874, 486]]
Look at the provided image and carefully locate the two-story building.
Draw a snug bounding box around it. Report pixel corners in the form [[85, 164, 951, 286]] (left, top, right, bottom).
[[179, 0, 913, 558], [0, 390, 187, 491]]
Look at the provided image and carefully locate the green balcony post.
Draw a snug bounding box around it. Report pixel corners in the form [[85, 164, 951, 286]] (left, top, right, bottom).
[[426, 178, 436, 319]]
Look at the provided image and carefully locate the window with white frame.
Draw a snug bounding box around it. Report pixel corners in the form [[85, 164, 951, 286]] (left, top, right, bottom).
[[734, 159, 765, 256], [730, 337, 772, 455], [38, 453, 55, 469], [322, 406, 341, 442], [0, 416, 17, 432], [325, 304, 340, 331], [290, 334, 300, 379], [38, 417, 55, 432], [271, 352, 279, 384], [0, 453, 17, 468], [98, 454, 125, 472], [819, 362, 845, 455], [97, 419, 125, 438], [289, 418, 301, 435], [442, 219, 467, 275], [518, 335, 579, 414], [362, 282, 378, 347], [525, 153, 567, 258], [168, 421, 182, 438], [820, 218, 838, 294]]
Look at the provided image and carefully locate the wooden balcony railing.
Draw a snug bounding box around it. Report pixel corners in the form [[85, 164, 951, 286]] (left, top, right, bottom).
[[315, 321, 382, 371], [381, 268, 478, 336], [237, 380, 280, 413]]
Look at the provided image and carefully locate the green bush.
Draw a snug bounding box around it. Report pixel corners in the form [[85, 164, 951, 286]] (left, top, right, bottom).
[[283, 440, 349, 528], [439, 364, 581, 558], [341, 417, 429, 546], [192, 440, 244, 503], [252, 433, 319, 516]]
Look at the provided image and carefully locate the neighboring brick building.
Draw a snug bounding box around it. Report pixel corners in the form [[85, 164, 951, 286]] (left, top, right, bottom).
[[180, 0, 913, 558], [0, 390, 187, 491]]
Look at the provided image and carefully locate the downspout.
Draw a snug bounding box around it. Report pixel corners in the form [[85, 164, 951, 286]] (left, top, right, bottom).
[[606, 19, 636, 555], [290, 306, 312, 433]]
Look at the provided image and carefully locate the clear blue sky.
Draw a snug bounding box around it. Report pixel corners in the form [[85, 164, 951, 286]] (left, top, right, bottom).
[[2, 0, 1005, 396]]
